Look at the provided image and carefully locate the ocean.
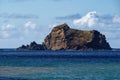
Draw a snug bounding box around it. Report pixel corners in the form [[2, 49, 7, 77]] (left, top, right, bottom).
[[0, 50, 120, 80]]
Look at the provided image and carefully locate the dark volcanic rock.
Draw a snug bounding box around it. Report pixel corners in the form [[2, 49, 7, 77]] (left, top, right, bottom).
[[44, 23, 111, 50], [17, 41, 46, 50], [17, 23, 112, 50]]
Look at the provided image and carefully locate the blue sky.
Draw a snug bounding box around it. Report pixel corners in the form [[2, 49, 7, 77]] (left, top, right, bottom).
[[0, 0, 120, 48]]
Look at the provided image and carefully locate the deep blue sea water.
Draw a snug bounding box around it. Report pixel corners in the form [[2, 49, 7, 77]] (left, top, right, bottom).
[[0, 50, 120, 80]]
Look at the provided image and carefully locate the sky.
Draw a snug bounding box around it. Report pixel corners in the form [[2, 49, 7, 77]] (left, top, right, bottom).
[[0, 0, 120, 48]]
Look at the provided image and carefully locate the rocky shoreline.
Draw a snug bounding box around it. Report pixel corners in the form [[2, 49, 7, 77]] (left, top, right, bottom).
[[17, 23, 111, 50]]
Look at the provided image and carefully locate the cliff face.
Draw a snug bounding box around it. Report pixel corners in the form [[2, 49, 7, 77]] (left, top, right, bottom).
[[44, 23, 111, 50]]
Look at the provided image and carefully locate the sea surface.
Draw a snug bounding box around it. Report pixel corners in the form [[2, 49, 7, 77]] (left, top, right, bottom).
[[0, 50, 120, 80]]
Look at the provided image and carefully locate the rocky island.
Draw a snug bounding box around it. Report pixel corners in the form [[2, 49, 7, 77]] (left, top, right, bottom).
[[17, 23, 111, 50]]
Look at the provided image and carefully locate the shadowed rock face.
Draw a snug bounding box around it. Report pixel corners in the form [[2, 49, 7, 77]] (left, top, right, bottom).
[[44, 23, 111, 50], [17, 41, 46, 50]]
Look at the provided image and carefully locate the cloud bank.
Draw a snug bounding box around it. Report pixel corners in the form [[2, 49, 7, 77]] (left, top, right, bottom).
[[0, 13, 39, 19], [73, 11, 120, 27], [0, 21, 41, 39], [56, 13, 81, 20]]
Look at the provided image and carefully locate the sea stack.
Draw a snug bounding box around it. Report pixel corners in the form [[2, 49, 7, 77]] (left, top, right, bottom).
[[17, 23, 111, 50], [44, 23, 111, 50]]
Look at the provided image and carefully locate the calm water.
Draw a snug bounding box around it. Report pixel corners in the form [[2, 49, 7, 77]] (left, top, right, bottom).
[[0, 50, 120, 80]]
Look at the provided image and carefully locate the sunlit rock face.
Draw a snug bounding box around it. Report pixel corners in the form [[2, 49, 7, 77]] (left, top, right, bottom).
[[44, 23, 111, 50]]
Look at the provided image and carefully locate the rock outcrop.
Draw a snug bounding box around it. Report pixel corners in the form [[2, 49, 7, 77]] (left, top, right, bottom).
[[17, 23, 111, 50], [17, 41, 46, 50], [44, 23, 111, 50]]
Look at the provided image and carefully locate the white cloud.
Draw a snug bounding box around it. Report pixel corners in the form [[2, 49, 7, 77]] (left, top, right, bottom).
[[73, 11, 98, 27], [24, 21, 37, 30], [73, 11, 120, 27], [113, 15, 120, 23], [1, 31, 10, 38], [0, 22, 38, 39], [0, 24, 15, 31], [48, 24, 58, 29], [0, 23, 16, 38], [23, 21, 42, 38]]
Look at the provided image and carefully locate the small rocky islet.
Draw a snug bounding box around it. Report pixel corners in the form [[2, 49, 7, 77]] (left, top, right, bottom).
[[17, 23, 111, 50]]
